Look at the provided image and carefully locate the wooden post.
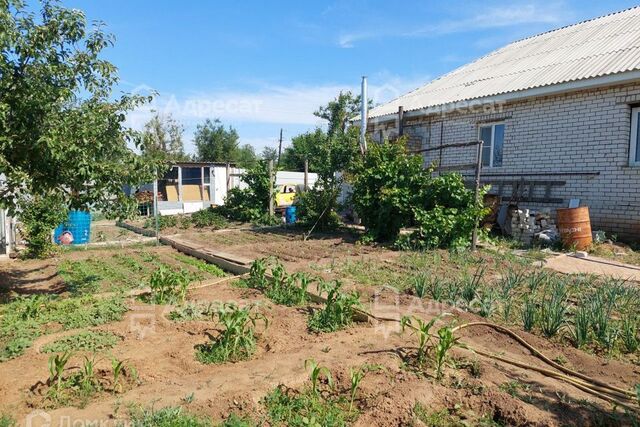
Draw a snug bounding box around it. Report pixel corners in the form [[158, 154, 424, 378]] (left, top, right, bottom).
[[268, 160, 275, 217], [471, 140, 483, 251], [304, 159, 309, 191], [398, 106, 404, 137], [225, 162, 231, 192]]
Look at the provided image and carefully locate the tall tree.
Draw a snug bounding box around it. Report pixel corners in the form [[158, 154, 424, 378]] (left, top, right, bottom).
[[236, 144, 257, 168], [313, 91, 363, 137], [0, 0, 159, 255], [260, 146, 278, 162], [141, 113, 188, 162], [194, 118, 240, 162]]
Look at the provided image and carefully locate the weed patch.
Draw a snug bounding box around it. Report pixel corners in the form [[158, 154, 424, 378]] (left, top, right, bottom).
[[41, 330, 121, 353]]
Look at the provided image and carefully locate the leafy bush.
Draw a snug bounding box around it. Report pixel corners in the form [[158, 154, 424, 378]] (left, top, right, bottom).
[[217, 161, 275, 223], [191, 208, 228, 228], [19, 194, 68, 258], [296, 185, 342, 231], [350, 139, 487, 250]]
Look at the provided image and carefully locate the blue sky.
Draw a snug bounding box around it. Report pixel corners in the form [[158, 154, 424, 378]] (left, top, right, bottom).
[[62, 0, 640, 155]]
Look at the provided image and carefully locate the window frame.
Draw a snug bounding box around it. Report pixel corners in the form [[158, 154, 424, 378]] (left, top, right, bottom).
[[630, 106, 640, 167], [478, 122, 504, 168]]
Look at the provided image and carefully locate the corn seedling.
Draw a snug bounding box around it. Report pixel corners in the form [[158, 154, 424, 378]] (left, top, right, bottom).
[[111, 357, 126, 392], [148, 265, 193, 304], [304, 359, 333, 396], [522, 296, 536, 332], [248, 258, 270, 290], [48, 351, 73, 392], [401, 315, 439, 365], [413, 274, 428, 299], [79, 356, 98, 392], [196, 303, 268, 364], [348, 365, 373, 412], [308, 281, 361, 333], [621, 313, 639, 353], [434, 327, 458, 380], [539, 280, 568, 338]]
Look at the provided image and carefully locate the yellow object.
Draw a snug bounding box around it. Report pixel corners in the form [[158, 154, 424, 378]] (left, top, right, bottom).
[[275, 184, 297, 207]]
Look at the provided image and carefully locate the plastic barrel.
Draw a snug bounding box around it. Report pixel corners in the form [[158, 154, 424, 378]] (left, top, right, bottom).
[[285, 206, 297, 224], [557, 207, 592, 250]]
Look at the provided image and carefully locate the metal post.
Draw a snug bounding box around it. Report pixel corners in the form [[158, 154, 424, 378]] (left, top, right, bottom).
[[398, 106, 404, 137], [304, 159, 309, 191], [268, 159, 274, 217], [153, 177, 159, 245], [360, 76, 368, 154], [177, 166, 183, 202], [471, 140, 483, 251]]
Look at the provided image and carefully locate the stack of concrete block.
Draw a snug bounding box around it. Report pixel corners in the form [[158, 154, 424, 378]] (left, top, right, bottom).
[[510, 208, 558, 246]]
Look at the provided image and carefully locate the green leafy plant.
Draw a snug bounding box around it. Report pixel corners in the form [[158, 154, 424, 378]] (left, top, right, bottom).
[[196, 303, 268, 364], [191, 208, 228, 229], [539, 280, 568, 338], [621, 313, 639, 353], [521, 296, 537, 332], [308, 281, 360, 333], [401, 315, 439, 365], [348, 366, 368, 412], [217, 161, 275, 223], [434, 327, 458, 380], [128, 405, 212, 426], [147, 265, 193, 304], [304, 359, 333, 396], [48, 351, 73, 393], [174, 254, 226, 277], [477, 288, 497, 318], [571, 303, 591, 348], [263, 385, 350, 427], [42, 330, 120, 353], [111, 357, 126, 393], [413, 274, 428, 298]]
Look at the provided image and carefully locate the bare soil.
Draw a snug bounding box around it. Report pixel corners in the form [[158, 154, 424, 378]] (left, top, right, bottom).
[[0, 228, 638, 426]]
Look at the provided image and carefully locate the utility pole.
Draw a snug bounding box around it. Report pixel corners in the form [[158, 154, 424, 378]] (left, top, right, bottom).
[[277, 128, 283, 167]]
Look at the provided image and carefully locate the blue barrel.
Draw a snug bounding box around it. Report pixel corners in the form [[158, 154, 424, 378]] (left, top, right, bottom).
[[285, 206, 297, 224], [55, 210, 91, 244]]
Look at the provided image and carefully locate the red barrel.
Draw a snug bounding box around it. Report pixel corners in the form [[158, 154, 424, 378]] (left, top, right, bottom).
[[557, 207, 592, 250]]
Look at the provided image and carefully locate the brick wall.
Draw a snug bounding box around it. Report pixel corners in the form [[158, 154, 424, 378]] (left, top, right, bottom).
[[370, 82, 640, 240]]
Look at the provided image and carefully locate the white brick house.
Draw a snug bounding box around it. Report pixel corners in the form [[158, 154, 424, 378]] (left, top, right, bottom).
[[366, 7, 640, 240]]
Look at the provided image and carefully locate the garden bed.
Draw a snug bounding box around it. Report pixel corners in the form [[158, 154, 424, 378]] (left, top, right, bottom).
[[0, 230, 638, 426]]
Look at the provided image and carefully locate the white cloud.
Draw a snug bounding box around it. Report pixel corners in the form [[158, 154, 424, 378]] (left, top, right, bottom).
[[125, 74, 431, 154], [336, 2, 570, 47]]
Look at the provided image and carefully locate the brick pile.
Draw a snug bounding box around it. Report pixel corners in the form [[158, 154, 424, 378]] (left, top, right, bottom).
[[510, 208, 558, 246]]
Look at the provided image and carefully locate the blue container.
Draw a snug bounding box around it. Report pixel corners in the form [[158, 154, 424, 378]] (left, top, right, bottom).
[[285, 206, 297, 224], [55, 210, 92, 245]]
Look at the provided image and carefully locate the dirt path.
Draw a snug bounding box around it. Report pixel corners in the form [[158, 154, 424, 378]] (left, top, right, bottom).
[[546, 253, 640, 281]]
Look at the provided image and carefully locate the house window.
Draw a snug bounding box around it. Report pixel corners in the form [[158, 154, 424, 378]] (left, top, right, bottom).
[[630, 107, 640, 166], [479, 123, 504, 167]]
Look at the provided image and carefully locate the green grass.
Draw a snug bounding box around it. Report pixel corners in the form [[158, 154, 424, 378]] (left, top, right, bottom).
[[0, 414, 16, 427], [0, 294, 127, 361], [263, 386, 352, 427], [412, 403, 503, 427], [128, 406, 212, 426], [41, 330, 121, 353], [174, 254, 226, 277]]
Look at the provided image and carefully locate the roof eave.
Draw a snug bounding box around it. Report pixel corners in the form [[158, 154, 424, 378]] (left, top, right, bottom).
[[364, 69, 640, 125]]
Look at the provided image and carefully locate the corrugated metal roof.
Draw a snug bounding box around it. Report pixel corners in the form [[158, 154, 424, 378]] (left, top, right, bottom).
[[368, 7, 640, 119]]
